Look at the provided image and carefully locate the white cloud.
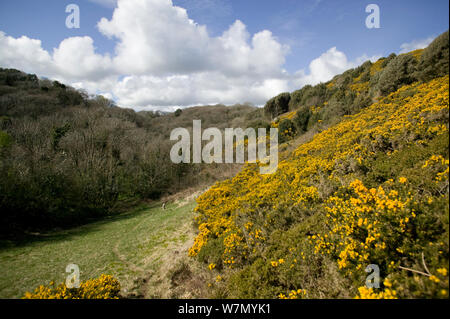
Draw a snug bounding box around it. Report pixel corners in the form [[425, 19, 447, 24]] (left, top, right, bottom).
[[0, 0, 378, 111], [53, 36, 113, 81], [96, 0, 288, 77], [399, 36, 434, 53], [306, 47, 350, 84], [112, 72, 290, 109], [291, 47, 380, 88], [0, 32, 54, 75]]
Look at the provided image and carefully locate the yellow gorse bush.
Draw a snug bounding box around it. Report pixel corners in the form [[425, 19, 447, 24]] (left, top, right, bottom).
[[278, 289, 307, 299], [312, 178, 415, 271], [23, 274, 121, 299], [190, 75, 449, 298], [355, 286, 397, 299]]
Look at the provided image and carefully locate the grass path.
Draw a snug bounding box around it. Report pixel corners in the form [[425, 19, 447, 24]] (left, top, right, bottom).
[[0, 200, 197, 298]]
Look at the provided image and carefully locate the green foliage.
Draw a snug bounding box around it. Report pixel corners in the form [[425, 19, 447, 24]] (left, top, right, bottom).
[[227, 258, 282, 298], [288, 89, 303, 109], [292, 106, 311, 133], [0, 69, 38, 88], [246, 119, 270, 132], [299, 83, 328, 107], [415, 31, 449, 82], [375, 53, 418, 95], [264, 92, 290, 119], [278, 118, 296, 143], [51, 123, 71, 150], [174, 108, 182, 117], [0, 130, 12, 149], [381, 53, 397, 68], [57, 88, 83, 107], [197, 237, 225, 270], [52, 80, 66, 89]]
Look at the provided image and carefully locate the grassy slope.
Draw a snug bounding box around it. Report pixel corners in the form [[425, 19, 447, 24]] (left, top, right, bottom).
[[0, 200, 199, 299]]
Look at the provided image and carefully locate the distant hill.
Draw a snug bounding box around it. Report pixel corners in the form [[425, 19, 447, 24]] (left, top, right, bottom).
[[0, 68, 265, 236]]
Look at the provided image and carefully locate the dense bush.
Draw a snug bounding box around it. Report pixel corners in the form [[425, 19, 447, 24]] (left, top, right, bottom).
[[174, 108, 182, 117], [278, 118, 297, 143], [292, 106, 311, 133], [264, 92, 290, 119], [375, 53, 419, 95], [23, 274, 121, 299], [297, 83, 328, 107], [415, 31, 449, 82]]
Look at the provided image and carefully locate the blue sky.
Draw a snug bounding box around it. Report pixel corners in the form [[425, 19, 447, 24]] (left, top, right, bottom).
[[0, 0, 448, 110], [176, 0, 449, 71]]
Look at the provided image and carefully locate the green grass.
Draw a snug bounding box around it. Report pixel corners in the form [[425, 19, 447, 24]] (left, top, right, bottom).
[[0, 200, 197, 298]]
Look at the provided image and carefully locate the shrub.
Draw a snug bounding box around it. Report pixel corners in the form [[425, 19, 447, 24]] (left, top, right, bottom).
[[292, 106, 311, 133], [278, 118, 297, 143], [23, 274, 121, 299], [415, 31, 449, 82], [197, 237, 226, 269], [298, 83, 328, 107], [174, 108, 182, 117], [51, 123, 71, 150], [264, 92, 291, 119], [57, 88, 84, 107], [375, 53, 418, 95], [288, 89, 303, 109], [0, 130, 12, 149]]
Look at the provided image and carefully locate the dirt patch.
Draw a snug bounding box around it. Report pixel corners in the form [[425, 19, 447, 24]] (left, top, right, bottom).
[[161, 186, 209, 208], [137, 209, 210, 298]]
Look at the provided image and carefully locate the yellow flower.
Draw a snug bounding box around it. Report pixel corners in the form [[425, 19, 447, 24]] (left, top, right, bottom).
[[437, 268, 448, 276], [429, 275, 440, 283]]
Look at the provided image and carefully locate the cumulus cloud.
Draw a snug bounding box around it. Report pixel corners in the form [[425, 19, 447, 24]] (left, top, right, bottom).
[[301, 47, 351, 85], [292, 47, 380, 88], [0, 0, 377, 110], [399, 36, 434, 53], [0, 32, 54, 76], [96, 0, 288, 77], [112, 72, 290, 109], [53, 36, 113, 81]]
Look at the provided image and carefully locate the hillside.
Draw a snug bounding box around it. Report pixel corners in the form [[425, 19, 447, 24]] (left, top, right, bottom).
[[264, 32, 449, 145], [0, 70, 265, 236], [188, 32, 449, 298]]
